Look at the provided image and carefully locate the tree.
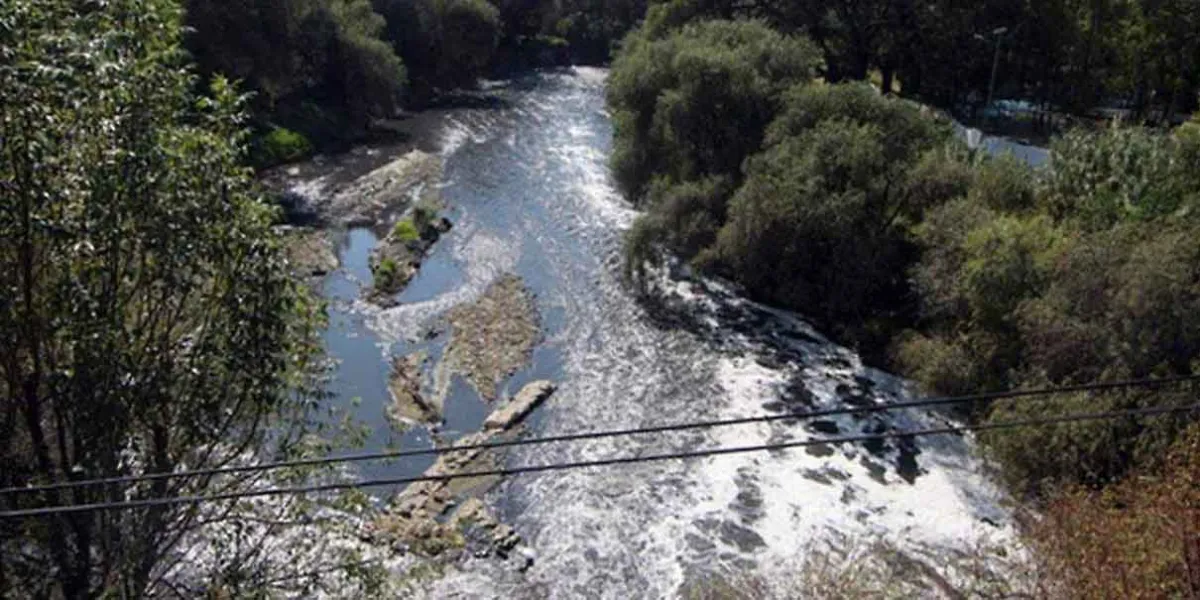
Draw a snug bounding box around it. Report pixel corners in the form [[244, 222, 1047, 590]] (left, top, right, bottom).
[[0, 0, 322, 594], [373, 0, 500, 102], [607, 19, 821, 202], [713, 84, 955, 342], [896, 126, 1200, 493], [185, 0, 407, 143]]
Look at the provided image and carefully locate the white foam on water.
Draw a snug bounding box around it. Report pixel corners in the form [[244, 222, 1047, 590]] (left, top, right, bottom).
[[692, 357, 1015, 555], [282, 68, 1024, 598], [571, 66, 610, 86], [362, 227, 520, 348], [439, 112, 497, 157]]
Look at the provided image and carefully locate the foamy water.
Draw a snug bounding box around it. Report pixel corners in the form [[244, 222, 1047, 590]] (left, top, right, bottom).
[[300, 68, 1018, 598]]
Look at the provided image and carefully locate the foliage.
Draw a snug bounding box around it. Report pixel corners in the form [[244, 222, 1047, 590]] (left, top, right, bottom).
[[896, 127, 1200, 493], [1042, 124, 1198, 228], [253, 126, 315, 167], [607, 19, 822, 202], [636, 0, 1200, 123], [715, 118, 908, 332], [612, 63, 956, 345], [373, 257, 402, 291], [489, 0, 646, 66], [373, 0, 500, 102], [185, 0, 407, 142], [392, 218, 421, 243], [1027, 426, 1200, 599], [0, 0, 323, 594], [411, 203, 438, 232], [712, 85, 955, 342]]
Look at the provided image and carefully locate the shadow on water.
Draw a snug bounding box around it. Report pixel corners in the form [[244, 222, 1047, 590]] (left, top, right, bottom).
[[420, 92, 514, 111]]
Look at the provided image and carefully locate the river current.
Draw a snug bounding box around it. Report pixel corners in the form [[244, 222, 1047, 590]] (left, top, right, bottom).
[[307, 68, 1022, 598]]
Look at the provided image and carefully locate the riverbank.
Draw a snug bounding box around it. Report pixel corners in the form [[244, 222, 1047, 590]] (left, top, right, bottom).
[[250, 68, 1022, 598]]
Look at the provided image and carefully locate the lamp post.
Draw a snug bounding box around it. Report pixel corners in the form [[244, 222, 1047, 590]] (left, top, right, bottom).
[[985, 27, 1008, 116], [975, 26, 1010, 125]]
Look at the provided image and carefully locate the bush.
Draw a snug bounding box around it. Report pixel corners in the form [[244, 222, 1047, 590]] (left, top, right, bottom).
[[411, 203, 437, 232], [901, 142, 1200, 493], [892, 332, 981, 397], [715, 119, 899, 322], [375, 0, 499, 98], [1041, 125, 1192, 228], [373, 256, 401, 290], [640, 175, 732, 260], [392, 218, 421, 243], [1027, 426, 1200, 598], [968, 153, 1036, 212], [186, 0, 406, 140], [253, 126, 313, 166]]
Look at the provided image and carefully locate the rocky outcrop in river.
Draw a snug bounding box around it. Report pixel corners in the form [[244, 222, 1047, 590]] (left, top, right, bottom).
[[437, 274, 540, 402], [368, 208, 452, 305], [371, 380, 557, 563]]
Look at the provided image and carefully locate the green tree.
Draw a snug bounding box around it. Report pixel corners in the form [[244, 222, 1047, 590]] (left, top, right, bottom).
[[186, 0, 407, 146], [374, 0, 500, 102], [714, 84, 955, 343], [896, 127, 1200, 494], [0, 0, 323, 594], [607, 19, 821, 202], [1042, 125, 1196, 228]]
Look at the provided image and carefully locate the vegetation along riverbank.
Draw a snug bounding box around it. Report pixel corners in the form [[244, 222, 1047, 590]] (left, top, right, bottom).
[[5, 0, 1200, 595]]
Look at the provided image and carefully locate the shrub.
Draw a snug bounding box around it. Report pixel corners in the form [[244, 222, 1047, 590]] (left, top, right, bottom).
[[1027, 426, 1200, 598], [410, 203, 437, 233], [376, 0, 498, 97], [392, 218, 421, 243], [715, 119, 898, 321], [711, 86, 954, 335], [373, 256, 401, 290], [906, 183, 1200, 493], [968, 153, 1036, 212], [642, 175, 732, 259], [891, 332, 981, 397], [1041, 125, 1191, 228], [253, 126, 313, 166]]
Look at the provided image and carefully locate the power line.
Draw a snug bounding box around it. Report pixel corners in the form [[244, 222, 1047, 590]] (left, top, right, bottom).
[[2, 402, 1196, 519], [3, 374, 1197, 497]]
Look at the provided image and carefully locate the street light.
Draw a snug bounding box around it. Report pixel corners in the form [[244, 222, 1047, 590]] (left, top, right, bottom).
[[976, 26, 1012, 126]]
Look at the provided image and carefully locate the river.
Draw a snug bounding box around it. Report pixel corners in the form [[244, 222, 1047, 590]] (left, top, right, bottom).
[[305, 68, 1017, 598]]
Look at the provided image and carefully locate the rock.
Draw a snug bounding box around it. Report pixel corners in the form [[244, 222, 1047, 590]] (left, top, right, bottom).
[[386, 352, 438, 427], [809, 420, 841, 435], [517, 547, 536, 572], [483, 380, 556, 430], [451, 498, 489, 526], [438, 274, 540, 401], [281, 227, 338, 277], [331, 150, 442, 226], [368, 210, 451, 303]]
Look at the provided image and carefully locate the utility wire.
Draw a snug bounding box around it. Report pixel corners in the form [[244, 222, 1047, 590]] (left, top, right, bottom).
[[2, 401, 1196, 519], [3, 374, 1197, 497]]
